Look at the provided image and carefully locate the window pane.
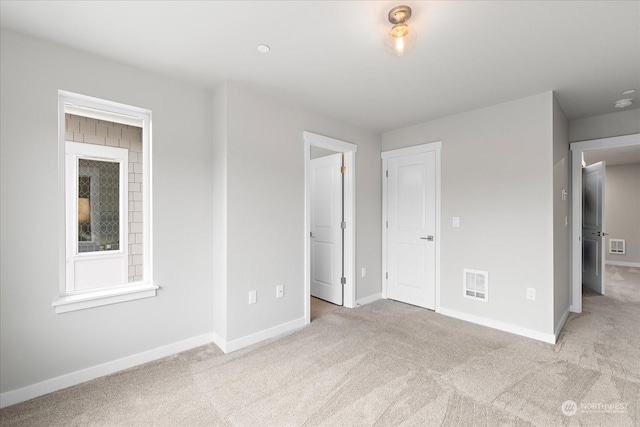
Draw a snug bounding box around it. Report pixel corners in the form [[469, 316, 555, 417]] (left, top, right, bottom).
[[78, 159, 120, 253]]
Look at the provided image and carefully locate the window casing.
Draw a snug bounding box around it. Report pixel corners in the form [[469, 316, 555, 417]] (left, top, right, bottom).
[[53, 91, 156, 313]]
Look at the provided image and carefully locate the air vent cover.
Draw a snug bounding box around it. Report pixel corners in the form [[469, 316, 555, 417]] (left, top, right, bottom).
[[610, 239, 626, 255], [464, 269, 488, 302]]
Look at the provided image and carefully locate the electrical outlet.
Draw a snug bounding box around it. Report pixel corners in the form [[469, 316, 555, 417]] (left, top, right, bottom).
[[249, 290, 257, 304], [453, 217, 460, 228], [276, 285, 284, 299], [361, 267, 366, 277], [526, 288, 536, 301]]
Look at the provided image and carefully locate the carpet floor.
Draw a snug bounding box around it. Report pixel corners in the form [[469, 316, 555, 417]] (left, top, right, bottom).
[[1, 265, 638, 426]]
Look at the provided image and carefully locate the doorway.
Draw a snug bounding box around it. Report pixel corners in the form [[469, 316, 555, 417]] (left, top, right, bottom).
[[310, 150, 344, 305], [304, 132, 357, 325], [570, 133, 640, 313], [381, 142, 441, 311]]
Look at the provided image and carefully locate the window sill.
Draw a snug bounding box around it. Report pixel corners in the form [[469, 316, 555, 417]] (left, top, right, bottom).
[[52, 283, 159, 314]]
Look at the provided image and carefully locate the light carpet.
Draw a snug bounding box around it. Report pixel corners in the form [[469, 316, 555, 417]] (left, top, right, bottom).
[[1, 265, 638, 426]]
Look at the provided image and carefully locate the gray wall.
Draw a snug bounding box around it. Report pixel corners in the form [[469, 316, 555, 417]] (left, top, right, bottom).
[[216, 82, 381, 341], [552, 96, 571, 330], [0, 30, 214, 393], [569, 109, 640, 142], [605, 164, 640, 264], [381, 92, 556, 335], [310, 146, 339, 159]]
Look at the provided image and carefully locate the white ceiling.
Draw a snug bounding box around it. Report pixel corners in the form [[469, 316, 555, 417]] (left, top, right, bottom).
[[1, 1, 639, 133]]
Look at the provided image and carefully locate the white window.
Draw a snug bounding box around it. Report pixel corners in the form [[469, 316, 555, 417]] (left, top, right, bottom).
[[53, 91, 156, 313]]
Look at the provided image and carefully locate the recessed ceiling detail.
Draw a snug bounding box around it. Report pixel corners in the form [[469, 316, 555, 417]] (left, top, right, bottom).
[[257, 44, 270, 54], [622, 89, 636, 95]]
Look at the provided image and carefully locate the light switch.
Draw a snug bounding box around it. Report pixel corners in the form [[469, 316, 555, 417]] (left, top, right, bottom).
[[453, 217, 460, 228], [249, 290, 257, 304]]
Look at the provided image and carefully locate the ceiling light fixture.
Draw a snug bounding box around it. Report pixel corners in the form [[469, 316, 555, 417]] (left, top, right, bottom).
[[622, 89, 636, 95], [385, 5, 416, 56], [257, 44, 270, 54], [614, 99, 633, 109]]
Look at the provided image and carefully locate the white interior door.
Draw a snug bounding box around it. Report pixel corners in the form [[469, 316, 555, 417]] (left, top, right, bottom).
[[310, 153, 343, 305], [582, 161, 606, 294], [386, 151, 436, 309]]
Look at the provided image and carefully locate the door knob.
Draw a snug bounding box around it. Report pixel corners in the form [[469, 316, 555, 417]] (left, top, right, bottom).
[[420, 236, 434, 241]]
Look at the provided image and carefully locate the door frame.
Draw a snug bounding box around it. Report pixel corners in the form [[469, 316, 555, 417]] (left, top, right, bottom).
[[570, 133, 640, 313], [304, 131, 357, 324], [381, 141, 442, 312]]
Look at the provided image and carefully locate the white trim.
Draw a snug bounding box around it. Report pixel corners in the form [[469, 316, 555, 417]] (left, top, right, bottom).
[[304, 131, 358, 325], [52, 283, 159, 314], [0, 333, 214, 409], [570, 133, 640, 313], [554, 307, 570, 341], [303, 131, 358, 153], [65, 105, 143, 128], [439, 307, 556, 344], [570, 133, 639, 152], [606, 260, 640, 268], [343, 151, 356, 308], [211, 332, 226, 353], [356, 292, 382, 306], [381, 141, 442, 312], [220, 317, 306, 354]]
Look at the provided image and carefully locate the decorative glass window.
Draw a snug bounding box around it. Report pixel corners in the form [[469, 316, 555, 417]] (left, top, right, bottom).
[[53, 91, 156, 314], [65, 142, 128, 292]]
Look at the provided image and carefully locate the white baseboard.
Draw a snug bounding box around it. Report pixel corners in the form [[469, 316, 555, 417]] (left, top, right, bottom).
[[222, 317, 306, 354], [554, 307, 570, 342], [211, 331, 227, 353], [0, 333, 214, 409], [439, 307, 556, 344], [605, 261, 640, 268], [356, 292, 382, 306]]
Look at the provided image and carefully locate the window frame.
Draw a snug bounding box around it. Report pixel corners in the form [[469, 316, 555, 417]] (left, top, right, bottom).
[[53, 91, 156, 314]]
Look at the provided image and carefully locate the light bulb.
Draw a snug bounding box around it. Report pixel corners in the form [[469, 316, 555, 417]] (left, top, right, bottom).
[[385, 23, 415, 56], [395, 36, 404, 54]]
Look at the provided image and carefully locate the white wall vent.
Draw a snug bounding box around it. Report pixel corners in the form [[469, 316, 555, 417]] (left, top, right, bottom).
[[463, 269, 489, 302], [609, 239, 626, 255]]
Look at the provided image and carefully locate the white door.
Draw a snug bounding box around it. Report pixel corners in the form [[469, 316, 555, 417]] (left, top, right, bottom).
[[310, 153, 343, 305], [386, 151, 436, 309], [582, 161, 606, 294], [65, 141, 129, 291]]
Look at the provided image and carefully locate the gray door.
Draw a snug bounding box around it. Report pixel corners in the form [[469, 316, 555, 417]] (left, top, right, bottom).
[[582, 161, 606, 294]]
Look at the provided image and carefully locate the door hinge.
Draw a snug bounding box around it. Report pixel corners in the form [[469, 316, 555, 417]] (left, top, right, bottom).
[[386, 272, 388, 279], [341, 221, 346, 229], [341, 166, 347, 174], [386, 221, 388, 229], [386, 170, 388, 178], [341, 277, 346, 285]]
